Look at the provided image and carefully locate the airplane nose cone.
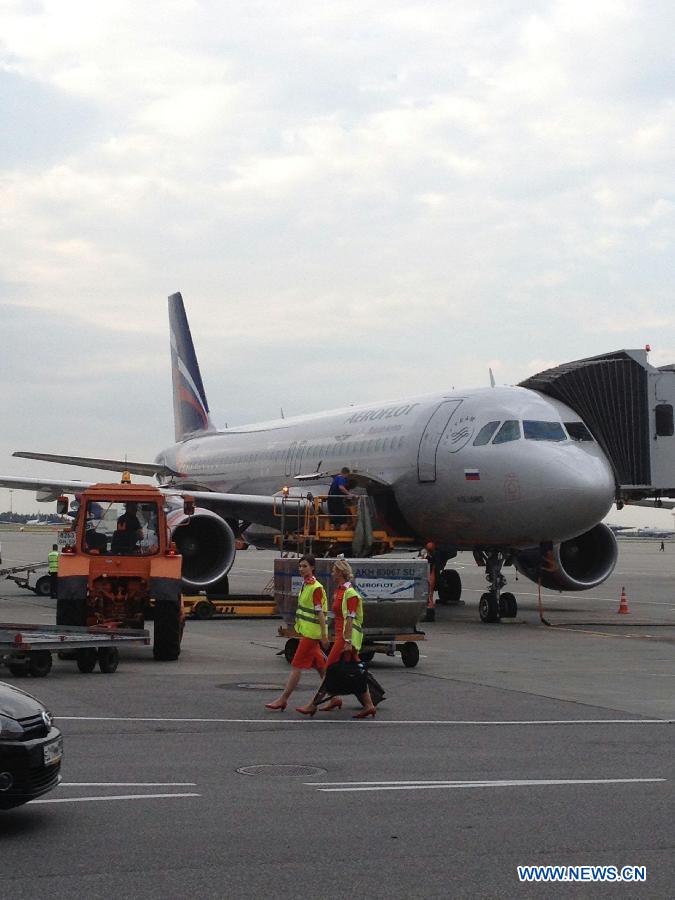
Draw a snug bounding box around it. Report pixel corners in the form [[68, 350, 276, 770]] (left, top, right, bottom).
[[544, 447, 615, 539]]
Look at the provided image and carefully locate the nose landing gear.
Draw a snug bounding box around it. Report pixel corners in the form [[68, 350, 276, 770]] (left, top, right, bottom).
[[476, 550, 518, 623]]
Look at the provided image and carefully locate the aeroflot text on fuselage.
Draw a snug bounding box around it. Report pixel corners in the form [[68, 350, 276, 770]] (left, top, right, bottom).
[[345, 404, 419, 424]]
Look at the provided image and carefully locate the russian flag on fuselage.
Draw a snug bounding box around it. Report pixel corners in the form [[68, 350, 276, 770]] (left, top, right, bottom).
[[464, 468, 480, 481]]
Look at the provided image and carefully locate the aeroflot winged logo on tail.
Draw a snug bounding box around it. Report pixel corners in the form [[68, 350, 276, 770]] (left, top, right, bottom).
[[169, 293, 215, 441]]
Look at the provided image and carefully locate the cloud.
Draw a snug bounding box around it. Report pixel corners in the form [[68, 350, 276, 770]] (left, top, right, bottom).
[[1, 0, 674, 522]]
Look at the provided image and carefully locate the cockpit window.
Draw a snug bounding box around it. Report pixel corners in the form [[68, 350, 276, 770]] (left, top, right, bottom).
[[492, 420, 520, 444], [473, 421, 500, 446], [523, 421, 566, 441], [564, 422, 594, 442]]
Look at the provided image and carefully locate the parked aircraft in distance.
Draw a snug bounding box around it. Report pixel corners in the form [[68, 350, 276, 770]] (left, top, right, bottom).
[[0, 292, 633, 623]]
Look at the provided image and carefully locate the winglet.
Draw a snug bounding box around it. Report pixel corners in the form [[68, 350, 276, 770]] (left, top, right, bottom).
[[169, 293, 216, 441]]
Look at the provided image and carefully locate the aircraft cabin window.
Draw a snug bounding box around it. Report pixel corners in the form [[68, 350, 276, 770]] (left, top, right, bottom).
[[564, 422, 594, 442], [523, 421, 566, 442], [655, 404, 674, 437], [492, 420, 520, 444], [473, 421, 500, 446]]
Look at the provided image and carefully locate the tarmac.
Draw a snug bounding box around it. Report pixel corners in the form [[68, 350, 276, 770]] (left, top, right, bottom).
[[1, 531, 674, 898]]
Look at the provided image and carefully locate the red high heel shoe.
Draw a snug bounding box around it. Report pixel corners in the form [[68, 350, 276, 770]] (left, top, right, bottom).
[[265, 699, 287, 711], [295, 705, 317, 717], [352, 706, 376, 719], [319, 698, 343, 712]]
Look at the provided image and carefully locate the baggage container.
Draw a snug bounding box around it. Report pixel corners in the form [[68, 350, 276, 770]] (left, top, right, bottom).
[[274, 557, 428, 634]]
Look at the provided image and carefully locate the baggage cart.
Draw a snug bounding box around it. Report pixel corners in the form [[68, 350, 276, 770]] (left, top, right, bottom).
[[0, 622, 151, 677], [1, 562, 52, 597], [277, 624, 425, 668]]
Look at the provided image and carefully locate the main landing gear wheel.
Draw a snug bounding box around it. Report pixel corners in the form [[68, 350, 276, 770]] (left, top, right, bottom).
[[360, 650, 375, 663], [479, 592, 500, 623], [499, 592, 518, 619], [284, 638, 299, 664], [437, 570, 462, 605]]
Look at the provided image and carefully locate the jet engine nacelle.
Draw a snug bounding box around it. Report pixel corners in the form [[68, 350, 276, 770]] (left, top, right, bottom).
[[167, 507, 236, 591], [513, 523, 618, 592]]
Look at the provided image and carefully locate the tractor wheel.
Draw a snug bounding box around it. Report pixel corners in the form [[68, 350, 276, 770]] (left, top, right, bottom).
[[28, 651, 52, 678], [153, 602, 182, 660], [56, 596, 87, 627]]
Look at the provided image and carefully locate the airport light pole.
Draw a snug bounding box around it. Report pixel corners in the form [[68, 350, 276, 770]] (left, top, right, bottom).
[[9, 490, 12, 515]]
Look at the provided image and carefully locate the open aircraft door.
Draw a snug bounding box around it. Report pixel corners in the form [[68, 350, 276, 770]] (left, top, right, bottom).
[[417, 400, 463, 483]]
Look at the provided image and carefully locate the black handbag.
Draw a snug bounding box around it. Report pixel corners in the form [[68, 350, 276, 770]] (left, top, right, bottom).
[[324, 658, 368, 696]]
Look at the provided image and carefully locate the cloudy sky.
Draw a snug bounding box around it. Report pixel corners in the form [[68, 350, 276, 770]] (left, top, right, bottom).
[[1, 0, 674, 526]]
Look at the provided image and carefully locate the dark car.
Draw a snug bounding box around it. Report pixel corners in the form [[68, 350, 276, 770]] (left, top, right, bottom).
[[0, 680, 62, 809]]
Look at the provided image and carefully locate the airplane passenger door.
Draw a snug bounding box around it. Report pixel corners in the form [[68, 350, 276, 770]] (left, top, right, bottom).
[[284, 442, 297, 477], [417, 400, 463, 482], [294, 441, 307, 476]]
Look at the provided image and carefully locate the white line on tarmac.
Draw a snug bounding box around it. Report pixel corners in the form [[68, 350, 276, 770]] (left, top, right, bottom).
[[57, 716, 675, 726], [59, 782, 197, 787], [308, 778, 667, 793], [31, 793, 201, 804]]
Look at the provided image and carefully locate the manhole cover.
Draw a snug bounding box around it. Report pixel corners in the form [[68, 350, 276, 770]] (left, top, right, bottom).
[[237, 765, 326, 777]]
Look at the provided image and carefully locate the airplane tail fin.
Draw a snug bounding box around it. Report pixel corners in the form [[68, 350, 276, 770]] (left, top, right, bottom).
[[169, 292, 216, 441]]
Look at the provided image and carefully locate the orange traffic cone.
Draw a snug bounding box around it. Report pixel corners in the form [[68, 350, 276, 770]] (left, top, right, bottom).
[[617, 586, 630, 615]]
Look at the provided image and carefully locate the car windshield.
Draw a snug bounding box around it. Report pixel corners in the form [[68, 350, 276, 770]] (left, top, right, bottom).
[[523, 421, 567, 441], [83, 500, 160, 556]]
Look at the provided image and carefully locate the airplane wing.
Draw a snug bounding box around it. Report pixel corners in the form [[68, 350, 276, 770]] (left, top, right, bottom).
[[13, 451, 176, 478], [0, 475, 307, 530], [0, 475, 96, 500]]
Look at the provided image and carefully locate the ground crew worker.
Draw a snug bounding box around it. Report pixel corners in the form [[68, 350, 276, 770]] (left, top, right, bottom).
[[327, 467, 353, 529], [265, 554, 328, 711], [296, 559, 377, 718], [48, 544, 59, 598]]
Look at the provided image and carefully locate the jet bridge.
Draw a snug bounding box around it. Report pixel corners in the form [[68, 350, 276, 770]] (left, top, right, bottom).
[[520, 349, 675, 501]]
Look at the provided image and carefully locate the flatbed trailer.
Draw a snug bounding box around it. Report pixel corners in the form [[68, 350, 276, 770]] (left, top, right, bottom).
[[1, 562, 52, 597], [0, 622, 151, 677], [277, 625, 425, 668], [182, 594, 278, 619]]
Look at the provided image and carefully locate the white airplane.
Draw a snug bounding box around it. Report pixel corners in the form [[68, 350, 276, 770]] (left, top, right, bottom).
[[0, 292, 625, 622]]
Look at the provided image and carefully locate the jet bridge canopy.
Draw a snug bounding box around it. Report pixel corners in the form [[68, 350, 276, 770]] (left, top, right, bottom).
[[520, 349, 675, 500]]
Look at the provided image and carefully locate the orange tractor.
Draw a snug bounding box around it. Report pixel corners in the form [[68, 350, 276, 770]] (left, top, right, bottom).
[[56, 482, 185, 660]]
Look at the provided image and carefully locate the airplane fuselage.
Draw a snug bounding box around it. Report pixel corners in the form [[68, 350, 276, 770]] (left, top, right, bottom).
[[156, 384, 615, 548]]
